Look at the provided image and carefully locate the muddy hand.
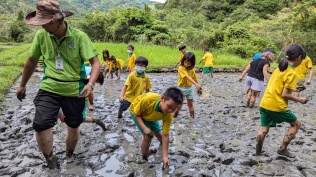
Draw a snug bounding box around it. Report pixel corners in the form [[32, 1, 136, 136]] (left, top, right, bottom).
[[300, 97, 308, 104], [17, 93, 26, 102], [162, 157, 170, 170]]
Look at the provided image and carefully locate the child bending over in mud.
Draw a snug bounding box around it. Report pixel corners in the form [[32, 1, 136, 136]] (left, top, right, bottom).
[[239, 51, 274, 108], [130, 87, 183, 168], [108, 55, 125, 80], [118, 56, 151, 118], [174, 52, 200, 119], [256, 44, 308, 158]]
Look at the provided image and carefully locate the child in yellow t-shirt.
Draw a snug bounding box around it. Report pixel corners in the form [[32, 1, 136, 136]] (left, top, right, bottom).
[[293, 55, 313, 97], [256, 44, 308, 158], [175, 44, 187, 68], [101, 49, 111, 78], [130, 87, 183, 168], [200, 48, 214, 79], [125, 44, 136, 73], [118, 56, 152, 118], [174, 52, 200, 119], [108, 55, 124, 80]]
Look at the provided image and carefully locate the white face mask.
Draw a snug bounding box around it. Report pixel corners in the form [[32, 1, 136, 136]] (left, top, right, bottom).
[[135, 66, 146, 73], [127, 50, 132, 54]]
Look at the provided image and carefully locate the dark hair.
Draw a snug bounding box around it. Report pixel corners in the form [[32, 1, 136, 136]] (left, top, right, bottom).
[[204, 48, 209, 52], [163, 87, 184, 105], [135, 56, 149, 66], [109, 55, 116, 61], [181, 52, 196, 70], [178, 44, 186, 51], [278, 44, 306, 72], [262, 48, 273, 53], [128, 44, 134, 50], [102, 50, 109, 61]]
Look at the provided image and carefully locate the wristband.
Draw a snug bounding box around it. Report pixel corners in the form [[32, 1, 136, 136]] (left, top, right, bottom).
[[87, 82, 94, 89]]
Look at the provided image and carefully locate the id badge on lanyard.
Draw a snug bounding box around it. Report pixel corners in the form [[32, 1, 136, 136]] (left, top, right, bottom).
[[54, 38, 66, 70]]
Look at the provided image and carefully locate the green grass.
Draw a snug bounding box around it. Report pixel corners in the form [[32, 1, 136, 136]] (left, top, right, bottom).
[[93, 42, 249, 69], [0, 66, 22, 101], [0, 42, 249, 102]]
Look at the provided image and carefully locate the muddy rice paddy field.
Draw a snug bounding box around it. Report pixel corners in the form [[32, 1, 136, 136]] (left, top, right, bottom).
[[1, 72, 316, 177]]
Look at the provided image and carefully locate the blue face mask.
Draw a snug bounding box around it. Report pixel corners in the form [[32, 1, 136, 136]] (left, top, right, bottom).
[[136, 66, 146, 73]]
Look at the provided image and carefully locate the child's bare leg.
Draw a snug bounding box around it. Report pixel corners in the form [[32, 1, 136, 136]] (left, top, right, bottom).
[[279, 119, 301, 151], [246, 88, 251, 107], [211, 72, 214, 78], [141, 133, 153, 160], [187, 99, 194, 118], [154, 132, 162, 144], [85, 117, 93, 123], [256, 126, 269, 156], [249, 90, 259, 108], [201, 72, 204, 79]]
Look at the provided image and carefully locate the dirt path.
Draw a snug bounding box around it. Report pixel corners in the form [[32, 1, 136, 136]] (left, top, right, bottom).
[[1, 72, 316, 176]]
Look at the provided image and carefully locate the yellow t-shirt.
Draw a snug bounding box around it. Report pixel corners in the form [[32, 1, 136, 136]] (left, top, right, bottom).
[[124, 71, 152, 103], [130, 92, 173, 135], [128, 54, 136, 71], [109, 59, 124, 70], [202, 52, 214, 67], [294, 56, 313, 80], [178, 52, 185, 62], [177, 66, 198, 86], [260, 66, 297, 112]]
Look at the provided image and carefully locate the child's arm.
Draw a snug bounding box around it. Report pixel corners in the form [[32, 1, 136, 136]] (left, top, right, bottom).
[[307, 67, 313, 85], [119, 85, 127, 101], [161, 133, 170, 168], [262, 64, 270, 82], [185, 75, 199, 89], [239, 62, 251, 82], [135, 115, 151, 134], [282, 88, 308, 104]]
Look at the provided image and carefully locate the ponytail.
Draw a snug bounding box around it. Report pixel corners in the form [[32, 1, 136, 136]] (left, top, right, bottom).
[[278, 58, 288, 72]]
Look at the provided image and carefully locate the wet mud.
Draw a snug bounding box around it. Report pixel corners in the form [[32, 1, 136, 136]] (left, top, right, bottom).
[[1, 72, 316, 176]]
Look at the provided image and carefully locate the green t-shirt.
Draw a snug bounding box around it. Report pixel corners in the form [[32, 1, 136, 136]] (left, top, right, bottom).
[[29, 23, 98, 96]]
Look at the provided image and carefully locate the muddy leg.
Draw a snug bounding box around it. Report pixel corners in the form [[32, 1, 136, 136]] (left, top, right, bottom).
[[66, 126, 80, 158], [280, 119, 301, 150], [249, 90, 258, 108], [187, 99, 194, 118], [256, 126, 269, 156], [246, 88, 251, 107], [141, 133, 153, 160], [36, 129, 53, 159], [154, 132, 162, 144]]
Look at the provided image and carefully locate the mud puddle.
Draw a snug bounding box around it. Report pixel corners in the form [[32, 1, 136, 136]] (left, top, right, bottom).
[[1, 72, 316, 176]]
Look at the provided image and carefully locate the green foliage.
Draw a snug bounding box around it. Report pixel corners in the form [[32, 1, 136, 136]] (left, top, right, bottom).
[[0, 66, 22, 101], [10, 11, 30, 42]]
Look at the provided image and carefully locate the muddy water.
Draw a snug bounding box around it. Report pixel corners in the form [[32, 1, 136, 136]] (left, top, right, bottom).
[[1, 72, 316, 176]]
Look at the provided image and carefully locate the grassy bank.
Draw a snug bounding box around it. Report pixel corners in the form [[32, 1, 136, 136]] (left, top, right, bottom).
[[0, 42, 249, 101], [94, 43, 249, 68]]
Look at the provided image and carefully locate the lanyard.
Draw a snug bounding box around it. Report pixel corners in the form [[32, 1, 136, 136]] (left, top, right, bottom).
[[53, 37, 66, 56]]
